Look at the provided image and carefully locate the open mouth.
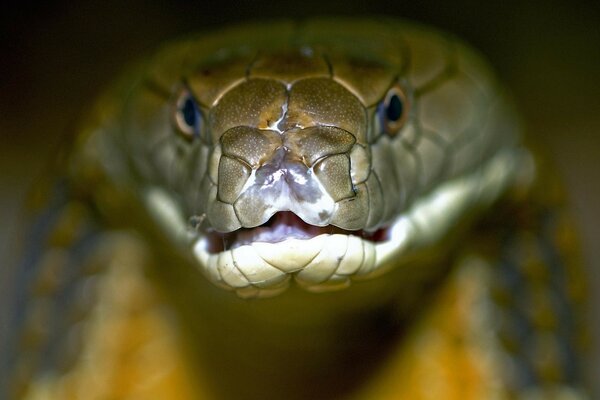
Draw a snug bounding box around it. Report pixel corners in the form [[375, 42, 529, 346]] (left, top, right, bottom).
[[193, 210, 411, 298], [206, 212, 390, 253]]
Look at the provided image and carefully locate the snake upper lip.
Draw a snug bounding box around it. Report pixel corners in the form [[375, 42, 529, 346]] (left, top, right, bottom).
[[205, 211, 389, 254]]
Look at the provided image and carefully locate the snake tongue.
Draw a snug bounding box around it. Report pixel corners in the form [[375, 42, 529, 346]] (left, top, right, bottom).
[[206, 211, 386, 253]]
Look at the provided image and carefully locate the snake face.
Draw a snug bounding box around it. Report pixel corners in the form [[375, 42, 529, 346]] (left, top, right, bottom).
[[200, 70, 372, 231], [81, 20, 526, 297]]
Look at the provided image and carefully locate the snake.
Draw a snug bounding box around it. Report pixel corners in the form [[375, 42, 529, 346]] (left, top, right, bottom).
[[0, 18, 590, 399]]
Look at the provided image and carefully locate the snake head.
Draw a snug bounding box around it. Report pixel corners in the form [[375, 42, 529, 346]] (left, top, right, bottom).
[[78, 21, 525, 298]]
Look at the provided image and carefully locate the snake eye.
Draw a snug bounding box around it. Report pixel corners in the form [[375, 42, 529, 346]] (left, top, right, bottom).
[[378, 83, 410, 136], [174, 88, 203, 140]]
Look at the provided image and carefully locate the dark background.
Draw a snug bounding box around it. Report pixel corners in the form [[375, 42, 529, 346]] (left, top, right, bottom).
[[1, 0, 598, 393]]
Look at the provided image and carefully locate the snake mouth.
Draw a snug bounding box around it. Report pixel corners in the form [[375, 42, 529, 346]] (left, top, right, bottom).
[[187, 150, 521, 298], [193, 210, 410, 298], [206, 212, 389, 254]]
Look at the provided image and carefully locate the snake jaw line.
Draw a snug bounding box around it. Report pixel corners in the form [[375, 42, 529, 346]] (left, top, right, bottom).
[[188, 149, 523, 298], [139, 143, 522, 298]]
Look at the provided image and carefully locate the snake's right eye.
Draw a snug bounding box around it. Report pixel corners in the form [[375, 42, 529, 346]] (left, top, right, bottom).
[[173, 88, 203, 140]]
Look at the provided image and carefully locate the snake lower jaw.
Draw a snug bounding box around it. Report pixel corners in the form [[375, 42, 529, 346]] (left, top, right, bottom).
[[192, 219, 408, 298]]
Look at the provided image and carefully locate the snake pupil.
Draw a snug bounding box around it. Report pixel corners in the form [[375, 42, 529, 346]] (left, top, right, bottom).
[[174, 89, 203, 140], [379, 84, 410, 136], [386, 93, 403, 122], [182, 97, 198, 129]]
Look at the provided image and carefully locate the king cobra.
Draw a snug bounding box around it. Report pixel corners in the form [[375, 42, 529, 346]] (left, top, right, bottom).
[[0, 18, 590, 399]]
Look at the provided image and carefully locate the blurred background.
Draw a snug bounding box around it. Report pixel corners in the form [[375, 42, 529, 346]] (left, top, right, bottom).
[[0, 0, 598, 394]]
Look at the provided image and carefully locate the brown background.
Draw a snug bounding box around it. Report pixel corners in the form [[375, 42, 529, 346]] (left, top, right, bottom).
[[1, 0, 598, 393]]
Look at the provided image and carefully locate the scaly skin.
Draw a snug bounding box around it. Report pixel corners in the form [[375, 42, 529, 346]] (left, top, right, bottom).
[[0, 18, 590, 399]]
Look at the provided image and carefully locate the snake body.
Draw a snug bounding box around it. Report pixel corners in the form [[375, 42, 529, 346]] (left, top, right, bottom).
[[0, 18, 590, 399]]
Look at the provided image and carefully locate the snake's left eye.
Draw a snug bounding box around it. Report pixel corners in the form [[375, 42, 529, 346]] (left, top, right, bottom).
[[378, 83, 410, 136], [174, 88, 203, 140]]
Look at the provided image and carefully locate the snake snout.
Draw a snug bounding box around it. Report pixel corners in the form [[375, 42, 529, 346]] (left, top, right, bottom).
[[216, 125, 364, 230], [226, 145, 337, 228]]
